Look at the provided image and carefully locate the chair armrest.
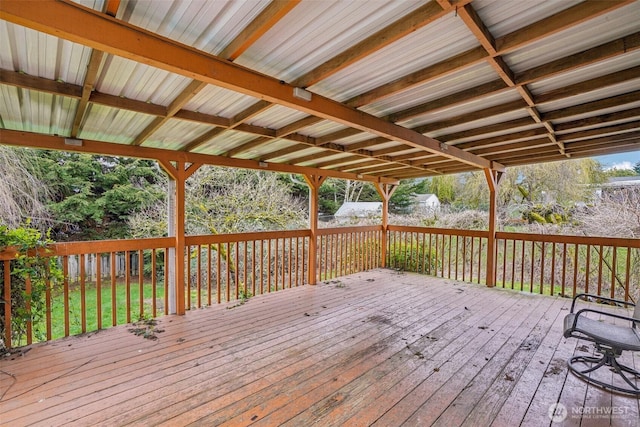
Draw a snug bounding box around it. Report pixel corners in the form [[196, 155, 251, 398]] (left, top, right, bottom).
[[569, 293, 636, 313]]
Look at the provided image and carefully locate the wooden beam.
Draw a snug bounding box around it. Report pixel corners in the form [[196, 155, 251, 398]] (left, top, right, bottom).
[[516, 31, 640, 85], [387, 80, 508, 123], [229, 100, 273, 128], [494, 0, 635, 54], [0, 69, 82, 98], [542, 90, 640, 122], [133, 80, 208, 146], [258, 144, 309, 162], [557, 120, 640, 142], [535, 65, 640, 104], [438, 117, 538, 143], [0, 129, 398, 184], [180, 128, 227, 152], [218, 0, 301, 61], [414, 100, 528, 134], [72, 50, 104, 137], [554, 107, 640, 132], [345, 46, 488, 108], [222, 136, 272, 158], [0, 0, 491, 170], [89, 91, 167, 117], [292, 1, 465, 88], [315, 128, 363, 146], [275, 116, 323, 138]]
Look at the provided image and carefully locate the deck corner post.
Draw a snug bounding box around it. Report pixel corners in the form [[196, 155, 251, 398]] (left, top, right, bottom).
[[161, 159, 199, 315], [484, 167, 503, 288], [374, 182, 398, 268], [304, 174, 326, 285]]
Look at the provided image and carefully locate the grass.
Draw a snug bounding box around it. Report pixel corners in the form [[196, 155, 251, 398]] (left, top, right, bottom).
[[34, 280, 166, 342]]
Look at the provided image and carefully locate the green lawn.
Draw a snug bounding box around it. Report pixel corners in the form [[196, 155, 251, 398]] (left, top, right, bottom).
[[35, 281, 166, 341]]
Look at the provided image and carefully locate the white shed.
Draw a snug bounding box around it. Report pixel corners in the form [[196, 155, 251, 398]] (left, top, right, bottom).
[[414, 194, 440, 212], [334, 202, 382, 219]]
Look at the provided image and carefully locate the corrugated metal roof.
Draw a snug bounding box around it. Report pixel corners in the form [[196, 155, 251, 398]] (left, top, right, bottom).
[[237, 0, 424, 82], [78, 104, 156, 144], [474, 0, 581, 39], [0, 21, 92, 85], [311, 12, 478, 102], [183, 85, 259, 118], [144, 119, 214, 151], [1, 0, 639, 181], [97, 57, 193, 105], [505, 3, 640, 73], [360, 62, 499, 117]]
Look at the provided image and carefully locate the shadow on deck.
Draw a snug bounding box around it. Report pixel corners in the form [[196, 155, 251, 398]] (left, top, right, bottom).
[[1, 270, 638, 426]]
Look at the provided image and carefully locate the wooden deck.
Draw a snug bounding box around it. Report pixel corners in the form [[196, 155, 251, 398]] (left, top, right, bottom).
[[1, 270, 638, 427]]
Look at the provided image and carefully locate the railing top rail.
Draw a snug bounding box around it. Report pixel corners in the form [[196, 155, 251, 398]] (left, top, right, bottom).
[[496, 231, 640, 248], [185, 229, 312, 245], [0, 236, 176, 260], [317, 225, 383, 235], [388, 225, 489, 238]]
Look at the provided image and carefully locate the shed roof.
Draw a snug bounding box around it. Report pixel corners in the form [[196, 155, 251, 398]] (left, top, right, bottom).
[[1, 0, 639, 183], [334, 202, 383, 217]]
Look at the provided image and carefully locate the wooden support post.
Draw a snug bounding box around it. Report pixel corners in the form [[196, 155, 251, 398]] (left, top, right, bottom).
[[374, 183, 398, 268], [484, 168, 503, 287], [159, 160, 201, 314], [304, 174, 326, 285]]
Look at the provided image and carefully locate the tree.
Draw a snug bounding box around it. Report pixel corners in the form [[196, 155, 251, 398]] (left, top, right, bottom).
[[35, 152, 165, 240], [389, 179, 428, 213], [425, 174, 457, 205], [129, 166, 308, 237], [317, 178, 379, 214], [0, 146, 52, 230]]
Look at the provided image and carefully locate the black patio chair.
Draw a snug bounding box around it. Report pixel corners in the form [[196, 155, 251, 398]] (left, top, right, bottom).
[[563, 293, 640, 395]]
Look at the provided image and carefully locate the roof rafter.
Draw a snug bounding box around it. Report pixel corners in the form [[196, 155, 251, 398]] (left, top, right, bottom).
[[0, 0, 494, 171]]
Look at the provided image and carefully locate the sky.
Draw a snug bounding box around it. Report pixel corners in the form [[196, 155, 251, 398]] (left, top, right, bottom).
[[595, 151, 640, 171]]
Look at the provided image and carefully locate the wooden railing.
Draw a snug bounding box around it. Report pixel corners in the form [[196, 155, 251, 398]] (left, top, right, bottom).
[[495, 232, 640, 301], [1, 237, 173, 347], [4, 226, 639, 348], [317, 226, 383, 281], [387, 226, 490, 284], [184, 230, 311, 309]]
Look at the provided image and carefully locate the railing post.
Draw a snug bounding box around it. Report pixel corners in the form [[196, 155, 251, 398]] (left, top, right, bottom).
[[374, 183, 398, 268], [304, 175, 326, 285], [484, 168, 503, 287]]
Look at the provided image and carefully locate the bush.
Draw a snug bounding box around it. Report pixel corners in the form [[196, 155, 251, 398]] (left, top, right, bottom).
[[0, 224, 60, 348]]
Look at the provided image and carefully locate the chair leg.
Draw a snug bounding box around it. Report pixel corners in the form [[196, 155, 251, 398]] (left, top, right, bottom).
[[568, 346, 640, 396]]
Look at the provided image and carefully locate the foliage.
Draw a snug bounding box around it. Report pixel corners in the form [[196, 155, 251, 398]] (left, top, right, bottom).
[[35, 152, 166, 240], [186, 166, 307, 235], [389, 179, 428, 213], [604, 167, 638, 177], [0, 146, 52, 230], [318, 178, 379, 214], [388, 242, 437, 273], [425, 174, 457, 204], [434, 210, 488, 230], [0, 223, 60, 348]]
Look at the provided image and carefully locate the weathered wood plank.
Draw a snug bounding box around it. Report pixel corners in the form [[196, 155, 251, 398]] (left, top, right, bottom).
[[1, 270, 638, 427]]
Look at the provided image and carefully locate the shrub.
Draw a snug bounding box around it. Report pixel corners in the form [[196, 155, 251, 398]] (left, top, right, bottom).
[[0, 224, 60, 348]]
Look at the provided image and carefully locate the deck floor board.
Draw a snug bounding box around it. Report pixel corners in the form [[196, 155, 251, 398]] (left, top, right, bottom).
[[1, 269, 638, 426]]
